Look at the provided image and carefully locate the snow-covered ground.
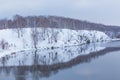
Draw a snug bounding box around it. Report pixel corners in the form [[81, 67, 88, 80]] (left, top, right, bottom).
[[0, 28, 110, 58]]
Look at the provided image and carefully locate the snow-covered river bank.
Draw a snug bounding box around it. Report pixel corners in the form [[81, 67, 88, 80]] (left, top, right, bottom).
[[0, 28, 110, 58]]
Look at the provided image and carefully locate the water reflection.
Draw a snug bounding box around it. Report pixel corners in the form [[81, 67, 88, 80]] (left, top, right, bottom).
[[0, 43, 104, 66], [0, 42, 120, 80]]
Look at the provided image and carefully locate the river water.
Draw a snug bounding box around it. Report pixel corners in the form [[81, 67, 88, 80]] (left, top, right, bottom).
[[0, 41, 120, 80]]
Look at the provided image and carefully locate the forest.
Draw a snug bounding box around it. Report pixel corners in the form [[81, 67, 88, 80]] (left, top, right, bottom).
[[0, 15, 120, 38]]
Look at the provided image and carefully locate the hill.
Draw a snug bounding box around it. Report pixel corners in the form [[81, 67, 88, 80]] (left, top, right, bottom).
[[0, 15, 120, 38]]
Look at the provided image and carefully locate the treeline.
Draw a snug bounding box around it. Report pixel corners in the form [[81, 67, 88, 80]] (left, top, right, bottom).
[[0, 15, 120, 32]]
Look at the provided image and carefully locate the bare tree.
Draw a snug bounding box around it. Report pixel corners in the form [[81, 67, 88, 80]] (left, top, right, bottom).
[[31, 28, 39, 49], [0, 39, 8, 50], [50, 29, 58, 43], [13, 15, 26, 38]]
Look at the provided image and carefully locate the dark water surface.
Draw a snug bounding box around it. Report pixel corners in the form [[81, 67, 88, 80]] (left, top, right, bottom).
[[0, 41, 120, 80]]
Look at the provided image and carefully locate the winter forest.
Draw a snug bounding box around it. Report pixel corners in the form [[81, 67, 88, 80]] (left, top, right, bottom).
[[1, 15, 119, 54], [0, 15, 120, 80]]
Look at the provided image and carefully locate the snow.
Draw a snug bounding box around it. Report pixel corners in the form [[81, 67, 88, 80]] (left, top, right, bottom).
[[0, 27, 110, 58], [0, 42, 105, 66]]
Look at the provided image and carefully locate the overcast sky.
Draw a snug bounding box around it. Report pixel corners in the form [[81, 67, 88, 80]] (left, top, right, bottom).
[[0, 0, 120, 26]]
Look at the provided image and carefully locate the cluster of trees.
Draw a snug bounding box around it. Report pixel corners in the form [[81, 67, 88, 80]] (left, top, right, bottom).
[[0, 15, 120, 38], [0, 15, 120, 32]]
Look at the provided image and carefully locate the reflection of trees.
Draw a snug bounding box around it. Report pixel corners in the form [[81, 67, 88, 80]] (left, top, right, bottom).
[[0, 47, 120, 80], [13, 66, 26, 80], [27, 50, 59, 80], [0, 67, 11, 76], [33, 50, 39, 66], [1, 56, 8, 67], [31, 50, 40, 80]]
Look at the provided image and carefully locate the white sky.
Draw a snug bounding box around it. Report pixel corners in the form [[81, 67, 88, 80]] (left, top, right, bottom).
[[0, 0, 120, 26]]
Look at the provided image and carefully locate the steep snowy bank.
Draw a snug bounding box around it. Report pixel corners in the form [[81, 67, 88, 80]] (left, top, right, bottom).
[[0, 28, 110, 58]]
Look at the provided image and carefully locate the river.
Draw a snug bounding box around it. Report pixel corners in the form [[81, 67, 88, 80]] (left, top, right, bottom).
[[0, 40, 120, 80]]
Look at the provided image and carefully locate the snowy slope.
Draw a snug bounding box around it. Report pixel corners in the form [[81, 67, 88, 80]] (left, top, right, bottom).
[[0, 28, 110, 58]]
